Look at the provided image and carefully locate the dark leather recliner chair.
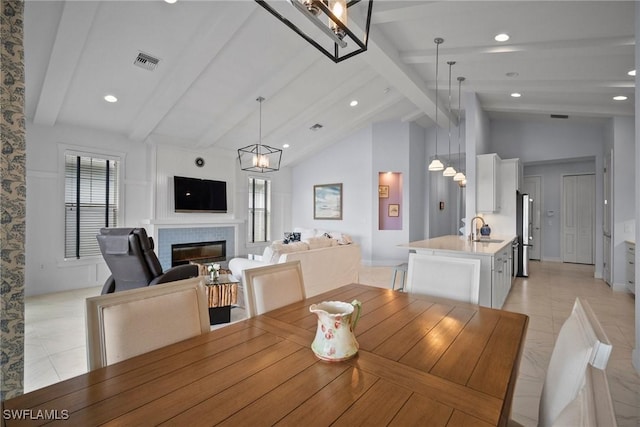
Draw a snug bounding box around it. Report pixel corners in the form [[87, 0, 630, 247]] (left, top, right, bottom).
[[97, 227, 198, 294]]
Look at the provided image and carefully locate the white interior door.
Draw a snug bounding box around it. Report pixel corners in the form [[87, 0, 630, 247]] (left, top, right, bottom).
[[562, 174, 595, 264], [523, 176, 542, 260]]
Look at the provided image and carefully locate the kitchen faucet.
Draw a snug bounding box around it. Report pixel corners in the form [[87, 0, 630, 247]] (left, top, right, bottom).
[[470, 216, 485, 241]]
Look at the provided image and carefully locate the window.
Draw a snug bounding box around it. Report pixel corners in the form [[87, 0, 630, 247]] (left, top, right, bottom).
[[64, 153, 119, 258], [248, 177, 271, 243]]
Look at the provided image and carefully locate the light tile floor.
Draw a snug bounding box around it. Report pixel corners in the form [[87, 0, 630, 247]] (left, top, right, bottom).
[[23, 261, 639, 426]]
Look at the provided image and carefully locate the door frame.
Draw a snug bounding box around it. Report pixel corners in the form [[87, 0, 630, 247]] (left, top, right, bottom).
[[523, 175, 542, 261]]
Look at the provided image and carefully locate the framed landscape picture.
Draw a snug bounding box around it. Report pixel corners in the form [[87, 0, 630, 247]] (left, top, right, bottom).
[[314, 183, 343, 220], [388, 204, 400, 217]]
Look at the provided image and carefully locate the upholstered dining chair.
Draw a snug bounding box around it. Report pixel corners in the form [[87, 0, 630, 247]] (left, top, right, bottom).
[[85, 277, 210, 370], [405, 253, 481, 304], [510, 297, 613, 427], [242, 261, 306, 317]]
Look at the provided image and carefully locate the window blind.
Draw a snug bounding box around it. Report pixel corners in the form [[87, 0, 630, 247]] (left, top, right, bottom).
[[64, 154, 119, 258]]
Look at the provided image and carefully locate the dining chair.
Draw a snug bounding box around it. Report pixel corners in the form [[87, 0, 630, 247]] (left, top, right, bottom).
[[242, 260, 306, 317], [510, 297, 613, 427], [85, 277, 210, 370], [405, 253, 481, 304], [552, 364, 617, 427]]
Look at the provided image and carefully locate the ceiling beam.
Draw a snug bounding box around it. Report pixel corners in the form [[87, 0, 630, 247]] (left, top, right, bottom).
[[197, 47, 324, 148], [483, 101, 633, 117], [401, 36, 635, 64], [33, 2, 100, 126], [350, 11, 453, 128]]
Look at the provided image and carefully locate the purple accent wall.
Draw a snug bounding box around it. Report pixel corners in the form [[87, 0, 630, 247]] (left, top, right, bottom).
[[378, 172, 403, 230]]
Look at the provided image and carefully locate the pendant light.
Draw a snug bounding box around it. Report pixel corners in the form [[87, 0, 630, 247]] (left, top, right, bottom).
[[454, 76, 467, 185], [443, 60, 457, 177], [428, 37, 444, 172], [237, 97, 282, 173], [255, 0, 373, 64]]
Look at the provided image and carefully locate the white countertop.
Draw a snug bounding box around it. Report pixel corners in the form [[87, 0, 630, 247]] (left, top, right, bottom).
[[401, 234, 517, 256]]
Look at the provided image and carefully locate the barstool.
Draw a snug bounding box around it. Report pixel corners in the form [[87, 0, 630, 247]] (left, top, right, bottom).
[[390, 262, 408, 291]]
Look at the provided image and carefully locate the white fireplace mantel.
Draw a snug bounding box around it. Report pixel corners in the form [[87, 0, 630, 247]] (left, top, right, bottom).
[[142, 218, 243, 227]]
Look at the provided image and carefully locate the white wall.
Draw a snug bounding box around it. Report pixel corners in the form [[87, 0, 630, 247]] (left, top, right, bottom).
[[634, 0, 640, 374], [291, 126, 374, 262], [464, 93, 491, 236], [428, 123, 465, 238], [233, 166, 292, 257], [524, 160, 595, 261], [408, 122, 427, 242], [26, 121, 151, 295], [611, 117, 635, 289], [491, 118, 605, 276], [152, 145, 237, 222], [25, 122, 292, 296]]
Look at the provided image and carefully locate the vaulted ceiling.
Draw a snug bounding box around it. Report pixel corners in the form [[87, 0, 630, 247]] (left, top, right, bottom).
[[24, 1, 635, 167]]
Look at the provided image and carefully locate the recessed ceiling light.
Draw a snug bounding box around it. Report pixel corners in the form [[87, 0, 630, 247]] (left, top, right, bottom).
[[282, 144, 290, 148], [613, 95, 628, 101], [510, 92, 522, 98], [164, 0, 177, 4], [494, 33, 510, 42], [628, 69, 636, 77], [350, 100, 358, 107], [104, 94, 118, 103]]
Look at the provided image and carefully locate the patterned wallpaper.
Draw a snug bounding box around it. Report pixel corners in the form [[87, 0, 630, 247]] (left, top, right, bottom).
[[1, 0, 26, 400]]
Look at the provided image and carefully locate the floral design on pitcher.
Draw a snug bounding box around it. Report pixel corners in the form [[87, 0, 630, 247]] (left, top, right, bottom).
[[324, 328, 334, 340]]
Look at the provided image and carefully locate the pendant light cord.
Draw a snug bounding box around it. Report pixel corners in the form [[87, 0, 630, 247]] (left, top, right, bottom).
[[457, 77, 465, 173], [257, 97, 263, 156], [447, 61, 455, 166], [434, 40, 440, 158]]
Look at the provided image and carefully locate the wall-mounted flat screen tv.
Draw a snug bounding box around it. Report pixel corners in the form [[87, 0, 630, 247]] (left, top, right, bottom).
[[174, 176, 227, 213]]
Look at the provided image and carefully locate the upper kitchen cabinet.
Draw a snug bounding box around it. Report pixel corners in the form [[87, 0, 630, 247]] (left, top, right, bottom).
[[477, 153, 501, 213]]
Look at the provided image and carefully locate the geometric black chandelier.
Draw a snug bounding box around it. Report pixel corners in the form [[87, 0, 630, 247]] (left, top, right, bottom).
[[255, 0, 374, 63], [237, 97, 282, 173]]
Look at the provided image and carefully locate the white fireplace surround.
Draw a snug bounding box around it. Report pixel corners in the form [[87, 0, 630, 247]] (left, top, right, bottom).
[[143, 220, 242, 271]]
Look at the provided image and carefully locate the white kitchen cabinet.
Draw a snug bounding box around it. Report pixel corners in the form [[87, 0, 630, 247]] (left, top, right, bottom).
[[410, 236, 515, 309], [626, 242, 635, 294], [477, 153, 501, 213], [492, 245, 513, 308]]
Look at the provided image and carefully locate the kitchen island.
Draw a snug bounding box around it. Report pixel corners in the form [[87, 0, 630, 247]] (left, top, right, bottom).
[[402, 235, 517, 308]]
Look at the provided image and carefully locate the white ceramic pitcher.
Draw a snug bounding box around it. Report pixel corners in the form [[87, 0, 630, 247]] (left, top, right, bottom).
[[309, 300, 361, 361]]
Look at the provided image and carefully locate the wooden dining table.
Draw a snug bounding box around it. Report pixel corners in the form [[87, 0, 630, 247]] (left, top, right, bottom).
[[3, 283, 528, 426]]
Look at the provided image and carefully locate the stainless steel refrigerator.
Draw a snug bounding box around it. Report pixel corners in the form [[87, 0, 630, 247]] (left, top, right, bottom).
[[516, 191, 534, 277]]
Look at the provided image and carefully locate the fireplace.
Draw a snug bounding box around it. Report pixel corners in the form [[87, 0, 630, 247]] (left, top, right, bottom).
[[171, 240, 226, 267]]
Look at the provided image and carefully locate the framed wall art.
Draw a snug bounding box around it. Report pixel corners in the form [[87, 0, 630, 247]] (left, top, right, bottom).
[[378, 185, 389, 198], [314, 183, 343, 220], [388, 203, 399, 217]]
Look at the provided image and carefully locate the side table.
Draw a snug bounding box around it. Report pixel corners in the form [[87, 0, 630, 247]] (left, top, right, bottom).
[[203, 274, 239, 325]]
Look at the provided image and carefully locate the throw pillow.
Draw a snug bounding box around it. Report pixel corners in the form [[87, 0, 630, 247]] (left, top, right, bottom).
[[306, 236, 334, 250]]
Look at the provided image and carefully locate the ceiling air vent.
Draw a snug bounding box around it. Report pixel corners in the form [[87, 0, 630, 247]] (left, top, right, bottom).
[[550, 114, 569, 119], [310, 123, 323, 131], [133, 52, 160, 71]]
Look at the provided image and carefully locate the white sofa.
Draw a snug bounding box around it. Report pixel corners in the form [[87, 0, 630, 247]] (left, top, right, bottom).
[[229, 232, 361, 297]]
